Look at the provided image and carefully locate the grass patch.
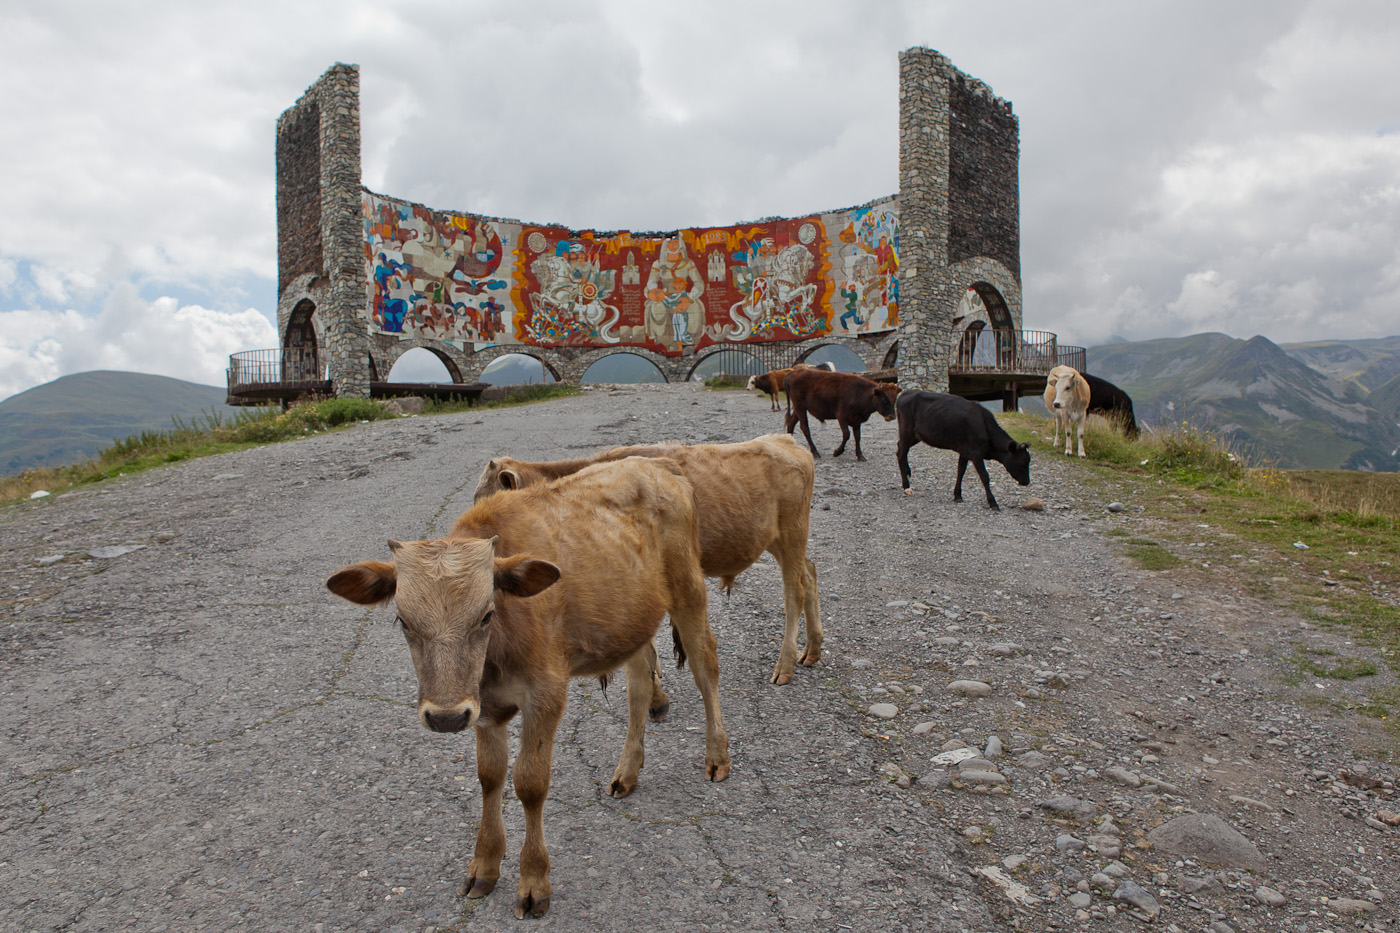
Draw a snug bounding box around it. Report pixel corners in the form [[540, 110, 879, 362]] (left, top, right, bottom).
[[704, 375, 749, 390], [1124, 542, 1182, 571], [1292, 646, 1379, 681]]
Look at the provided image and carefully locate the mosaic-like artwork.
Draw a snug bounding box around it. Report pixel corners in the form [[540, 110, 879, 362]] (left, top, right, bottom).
[[363, 193, 898, 355]]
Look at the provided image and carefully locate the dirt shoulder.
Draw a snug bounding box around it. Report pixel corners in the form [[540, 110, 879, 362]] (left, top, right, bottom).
[[1, 382, 1395, 932]]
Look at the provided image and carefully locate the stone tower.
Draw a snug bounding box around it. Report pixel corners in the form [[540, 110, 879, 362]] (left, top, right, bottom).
[[896, 47, 1022, 391]]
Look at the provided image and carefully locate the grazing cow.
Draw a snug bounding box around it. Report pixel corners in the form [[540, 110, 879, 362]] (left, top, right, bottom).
[[896, 390, 1032, 511], [327, 459, 729, 918], [1082, 372, 1139, 438], [1043, 365, 1091, 458], [745, 361, 835, 412], [784, 368, 901, 461], [475, 433, 822, 685]]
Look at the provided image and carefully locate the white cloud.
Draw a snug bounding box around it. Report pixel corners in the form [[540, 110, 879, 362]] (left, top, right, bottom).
[[0, 286, 276, 402]]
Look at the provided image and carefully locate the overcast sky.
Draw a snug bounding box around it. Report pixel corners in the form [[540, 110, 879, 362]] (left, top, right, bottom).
[[2, 0, 1397, 400]]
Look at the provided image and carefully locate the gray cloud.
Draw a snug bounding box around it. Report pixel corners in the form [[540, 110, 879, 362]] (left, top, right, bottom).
[[1, 0, 1396, 400]]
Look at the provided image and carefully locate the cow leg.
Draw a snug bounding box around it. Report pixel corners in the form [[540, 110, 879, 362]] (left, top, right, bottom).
[[608, 647, 657, 798], [972, 458, 1000, 510], [1063, 416, 1074, 456], [668, 582, 730, 782], [832, 421, 850, 458], [1075, 417, 1087, 458], [954, 456, 969, 502], [896, 431, 914, 492], [643, 639, 670, 722], [797, 557, 823, 668], [512, 693, 565, 919], [462, 722, 510, 900], [852, 423, 866, 461], [795, 411, 821, 458], [768, 543, 810, 685]]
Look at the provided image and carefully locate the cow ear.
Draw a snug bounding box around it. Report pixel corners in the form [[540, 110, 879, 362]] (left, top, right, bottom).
[[498, 469, 521, 491], [494, 555, 560, 598], [327, 561, 398, 605]]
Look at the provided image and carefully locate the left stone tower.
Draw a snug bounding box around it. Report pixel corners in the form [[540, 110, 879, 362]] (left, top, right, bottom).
[[275, 63, 369, 398]]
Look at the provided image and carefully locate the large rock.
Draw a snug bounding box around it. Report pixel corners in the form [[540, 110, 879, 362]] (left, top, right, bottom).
[[1146, 814, 1263, 869]]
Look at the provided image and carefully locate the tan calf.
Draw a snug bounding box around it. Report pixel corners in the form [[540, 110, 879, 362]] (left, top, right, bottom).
[[327, 458, 729, 919], [475, 433, 823, 685], [1043, 364, 1091, 457]]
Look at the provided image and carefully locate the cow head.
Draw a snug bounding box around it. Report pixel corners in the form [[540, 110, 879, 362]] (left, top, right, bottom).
[[326, 536, 559, 733], [1051, 371, 1083, 411], [873, 383, 901, 421], [1003, 442, 1032, 486], [745, 374, 759, 391], [473, 458, 523, 502]]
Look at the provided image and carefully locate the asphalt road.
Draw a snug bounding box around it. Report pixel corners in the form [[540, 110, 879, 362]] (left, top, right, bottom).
[[0, 382, 1082, 932]]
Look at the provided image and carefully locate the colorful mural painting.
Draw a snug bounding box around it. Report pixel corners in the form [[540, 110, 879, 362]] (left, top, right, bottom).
[[363, 193, 899, 355]]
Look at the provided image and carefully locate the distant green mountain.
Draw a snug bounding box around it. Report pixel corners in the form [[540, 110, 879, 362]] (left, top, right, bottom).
[[0, 371, 239, 475], [1087, 334, 1400, 471], [1280, 336, 1400, 394]]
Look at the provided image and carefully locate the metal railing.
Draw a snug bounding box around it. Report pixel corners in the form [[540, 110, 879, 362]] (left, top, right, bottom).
[[948, 329, 1085, 376], [227, 347, 325, 394]]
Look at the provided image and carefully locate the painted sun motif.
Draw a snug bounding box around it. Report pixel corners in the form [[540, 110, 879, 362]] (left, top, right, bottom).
[[799, 223, 816, 245], [527, 232, 547, 253]]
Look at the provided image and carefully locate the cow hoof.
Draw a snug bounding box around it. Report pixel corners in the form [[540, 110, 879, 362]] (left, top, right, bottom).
[[707, 760, 731, 782], [515, 893, 551, 919], [608, 776, 637, 798], [462, 874, 498, 899], [648, 698, 670, 722], [855, 454, 866, 462], [799, 649, 820, 667], [770, 668, 793, 685], [903, 488, 915, 496]]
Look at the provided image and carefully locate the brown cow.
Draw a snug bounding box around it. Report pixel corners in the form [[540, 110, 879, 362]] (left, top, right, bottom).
[[784, 368, 901, 461], [746, 361, 834, 411], [475, 433, 822, 685], [327, 458, 729, 918]]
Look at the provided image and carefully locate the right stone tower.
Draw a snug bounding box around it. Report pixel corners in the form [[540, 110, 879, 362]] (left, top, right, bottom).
[[896, 47, 1022, 391]]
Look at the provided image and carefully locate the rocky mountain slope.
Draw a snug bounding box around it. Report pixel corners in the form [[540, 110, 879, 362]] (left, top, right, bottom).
[[1088, 334, 1400, 471]]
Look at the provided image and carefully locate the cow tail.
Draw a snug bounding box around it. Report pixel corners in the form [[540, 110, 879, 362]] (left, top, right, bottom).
[[671, 623, 688, 670]]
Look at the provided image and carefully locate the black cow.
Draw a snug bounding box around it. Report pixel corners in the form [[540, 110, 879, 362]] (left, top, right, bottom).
[[896, 390, 1031, 510], [1082, 373, 1139, 438], [784, 369, 901, 461]]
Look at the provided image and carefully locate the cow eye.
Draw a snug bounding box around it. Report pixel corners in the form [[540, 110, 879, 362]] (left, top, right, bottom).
[[480, 610, 494, 628]]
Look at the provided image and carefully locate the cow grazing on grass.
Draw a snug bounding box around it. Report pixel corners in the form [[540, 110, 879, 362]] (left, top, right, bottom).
[[783, 368, 901, 461], [1082, 372, 1139, 438], [746, 361, 835, 411], [475, 433, 822, 685], [1043, 365, 1091, 458], [896, 390, 1032, 511], [327, 459, 729, 918]]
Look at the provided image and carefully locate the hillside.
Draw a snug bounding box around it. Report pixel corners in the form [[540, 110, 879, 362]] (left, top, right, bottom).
[[0, 371, 238, 475], [1087, 333, 1400, 471], [1281, 335, 1400, 394]]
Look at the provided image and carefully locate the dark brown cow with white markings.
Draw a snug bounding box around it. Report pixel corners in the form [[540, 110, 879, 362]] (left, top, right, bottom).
[[783, 368, 901, 461]]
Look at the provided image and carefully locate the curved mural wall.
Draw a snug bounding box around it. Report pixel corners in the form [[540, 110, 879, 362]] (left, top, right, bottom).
[[363, 192, 900, 359]]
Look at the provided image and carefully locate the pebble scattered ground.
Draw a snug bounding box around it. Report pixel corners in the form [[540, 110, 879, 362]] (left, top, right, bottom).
[[2, 382, 1396, 932]]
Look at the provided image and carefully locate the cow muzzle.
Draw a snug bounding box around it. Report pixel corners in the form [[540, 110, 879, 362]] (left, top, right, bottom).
[[419, 698, 479, 733]]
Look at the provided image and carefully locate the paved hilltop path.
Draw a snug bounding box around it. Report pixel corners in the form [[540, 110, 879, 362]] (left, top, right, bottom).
[[2, 383, 1396, 933]]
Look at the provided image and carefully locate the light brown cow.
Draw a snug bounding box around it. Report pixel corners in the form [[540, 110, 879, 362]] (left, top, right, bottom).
[[327, 458, 729, 919], [1043, 364, 1091, 458], [475, 433, 822, 685]]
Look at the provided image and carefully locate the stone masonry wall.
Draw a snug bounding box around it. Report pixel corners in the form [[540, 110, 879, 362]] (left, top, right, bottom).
[[947, 75, 1020, 279]]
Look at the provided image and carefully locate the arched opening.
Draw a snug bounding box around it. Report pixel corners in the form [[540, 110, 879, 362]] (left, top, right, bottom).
[[581, 353, 666, 384], [386, 347, 463, 383], [881, 340, 899, 370], [480, 353, 557, 386], [284, 300, 319, 382], [688, 349, 766, 383], [798, 344, 866, 373]]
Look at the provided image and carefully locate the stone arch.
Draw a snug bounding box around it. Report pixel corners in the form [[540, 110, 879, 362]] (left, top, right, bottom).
[[465, 346, 562, 383], [384, 345, 465, 383], [881, 340, 900, 370], [684, 346, 768, 382], [581, 352, 667, 383], [794, 342, 867, 373]]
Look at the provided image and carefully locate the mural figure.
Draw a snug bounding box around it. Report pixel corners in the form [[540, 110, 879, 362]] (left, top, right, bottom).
[[710, 237, 820, 342], [525, 241, 622, 345], [644, 237, 704, 352], [834, 207, 899, 335]]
